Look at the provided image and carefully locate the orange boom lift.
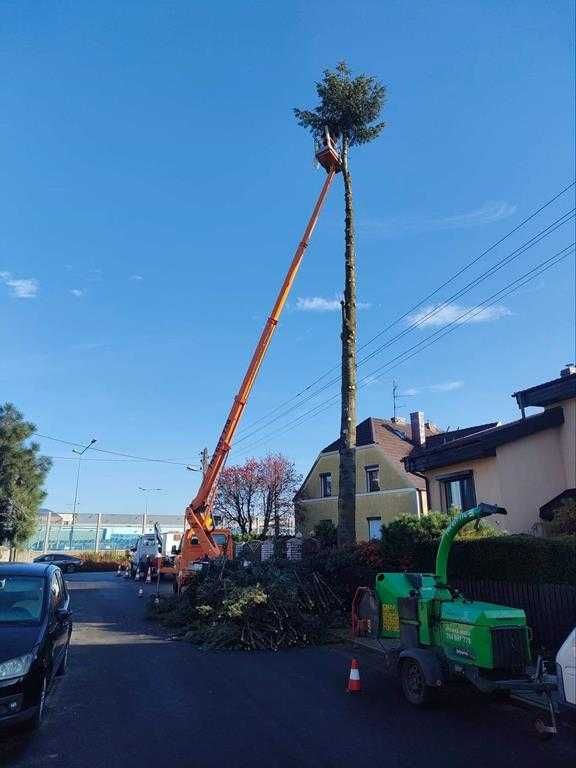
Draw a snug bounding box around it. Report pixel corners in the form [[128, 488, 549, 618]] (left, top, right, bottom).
[[175, 131, 341, 589]]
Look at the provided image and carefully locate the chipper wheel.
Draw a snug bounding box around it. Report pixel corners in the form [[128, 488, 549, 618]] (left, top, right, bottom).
[[400, 658, 438, 707]]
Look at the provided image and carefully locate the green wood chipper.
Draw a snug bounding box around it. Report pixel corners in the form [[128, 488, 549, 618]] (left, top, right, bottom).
[[352, 503, 558, 734]]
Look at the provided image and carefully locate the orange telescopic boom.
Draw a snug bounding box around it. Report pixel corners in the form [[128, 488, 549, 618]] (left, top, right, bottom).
[[175, 133, 341, 582]]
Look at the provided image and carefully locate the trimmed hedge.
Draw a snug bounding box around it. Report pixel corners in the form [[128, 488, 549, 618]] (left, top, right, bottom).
[[305, 535, 575, 595], [444, 535, 575, 585], [78, 551, 127, 572]]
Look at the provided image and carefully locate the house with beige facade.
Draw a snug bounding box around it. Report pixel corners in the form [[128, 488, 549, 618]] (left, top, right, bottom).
[[404, 366, 576, 534], [294, 414, 441, 541]]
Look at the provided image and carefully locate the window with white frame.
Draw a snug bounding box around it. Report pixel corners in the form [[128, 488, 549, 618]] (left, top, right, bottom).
[[365, 465, 380, 493], [367, 517, 382, 540], [319, 472, 332, 498]]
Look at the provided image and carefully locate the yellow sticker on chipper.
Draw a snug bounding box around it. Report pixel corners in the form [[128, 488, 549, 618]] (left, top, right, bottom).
[[382, 603, 400, 632]]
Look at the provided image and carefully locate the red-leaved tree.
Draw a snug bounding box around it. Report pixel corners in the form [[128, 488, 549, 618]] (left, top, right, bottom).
[[215, 458, 261, 535], [259, 454, 301, 537], [215, 454, 301, 536]]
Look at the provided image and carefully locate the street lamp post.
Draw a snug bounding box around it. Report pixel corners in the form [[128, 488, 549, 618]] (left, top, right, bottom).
[[69, 438, 97, 549], [137, 487, 163, 533]]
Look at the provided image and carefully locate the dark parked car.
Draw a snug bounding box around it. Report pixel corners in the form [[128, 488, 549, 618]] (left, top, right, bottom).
[[0, 563, 72, 729], [34, 553, 82, 573]]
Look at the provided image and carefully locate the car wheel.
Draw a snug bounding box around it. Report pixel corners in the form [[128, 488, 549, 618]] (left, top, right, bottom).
[[400, 659, 438, 707], [28, 675, 48, 730]]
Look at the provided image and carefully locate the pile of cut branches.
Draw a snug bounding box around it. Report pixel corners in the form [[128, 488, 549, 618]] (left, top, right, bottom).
[[150, 560, 346, 650]]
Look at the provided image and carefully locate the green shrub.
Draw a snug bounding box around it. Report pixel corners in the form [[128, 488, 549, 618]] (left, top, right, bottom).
[[381, 511, 502, 549], [314, 520, 337, 549], [546, 498, 576, 537]]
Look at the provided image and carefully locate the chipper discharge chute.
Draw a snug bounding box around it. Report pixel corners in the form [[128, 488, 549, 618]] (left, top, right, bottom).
[[352, 503, 559, 734]]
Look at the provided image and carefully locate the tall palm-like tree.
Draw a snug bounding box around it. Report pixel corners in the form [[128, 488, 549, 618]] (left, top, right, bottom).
[[295, 62, 386, 546]]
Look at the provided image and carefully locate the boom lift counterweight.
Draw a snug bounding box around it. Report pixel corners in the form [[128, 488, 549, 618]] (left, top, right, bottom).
[[174, 132, 342, 588]]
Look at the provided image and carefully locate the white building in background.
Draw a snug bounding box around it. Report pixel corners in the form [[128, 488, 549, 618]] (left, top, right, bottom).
[[31, 510, 184, 552]]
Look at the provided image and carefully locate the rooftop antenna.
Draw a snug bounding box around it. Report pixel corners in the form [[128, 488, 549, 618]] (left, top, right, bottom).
[[392, 380, 406, 420]]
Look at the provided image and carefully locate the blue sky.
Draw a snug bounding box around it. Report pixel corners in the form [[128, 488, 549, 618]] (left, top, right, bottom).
[[2, 1, 575, 517]]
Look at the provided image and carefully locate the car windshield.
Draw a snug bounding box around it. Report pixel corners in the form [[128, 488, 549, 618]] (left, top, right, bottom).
[[0, 576, 45, 624]]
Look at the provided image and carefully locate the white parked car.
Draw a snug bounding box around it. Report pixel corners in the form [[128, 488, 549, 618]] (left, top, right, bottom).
[[556, 628, 576, 710]]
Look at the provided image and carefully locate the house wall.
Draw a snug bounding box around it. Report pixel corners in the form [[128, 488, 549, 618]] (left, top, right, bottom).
[[297, 445, 421, 541], [425, 419, 571, 534], [495, 427, 566, 531], [555, 398, 576, 487], [427, 457, 502, 514]]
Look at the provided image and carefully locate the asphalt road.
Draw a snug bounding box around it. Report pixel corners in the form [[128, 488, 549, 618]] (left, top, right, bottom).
[[0, 572, 574, 768]]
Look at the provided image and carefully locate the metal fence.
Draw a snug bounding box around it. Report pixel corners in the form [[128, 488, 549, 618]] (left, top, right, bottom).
[[453, 578, 576, 655]]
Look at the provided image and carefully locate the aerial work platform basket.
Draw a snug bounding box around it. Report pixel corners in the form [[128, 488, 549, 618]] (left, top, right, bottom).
[[315, 127, 342, 173]]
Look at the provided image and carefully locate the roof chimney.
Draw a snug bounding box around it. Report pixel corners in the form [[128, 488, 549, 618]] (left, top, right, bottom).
[[561, 364, 576, 378], [410, 411, 426, 448]]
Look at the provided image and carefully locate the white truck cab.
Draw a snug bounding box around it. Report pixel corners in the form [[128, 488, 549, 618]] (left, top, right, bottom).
[[129, 534, 160, 576]]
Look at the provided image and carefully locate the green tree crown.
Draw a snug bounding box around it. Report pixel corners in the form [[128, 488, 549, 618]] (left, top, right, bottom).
[[0, 403, 52, 546], [294, 61, 386, 146]]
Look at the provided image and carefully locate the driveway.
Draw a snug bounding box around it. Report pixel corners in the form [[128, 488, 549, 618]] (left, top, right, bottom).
[[0, 572, 573, 768]]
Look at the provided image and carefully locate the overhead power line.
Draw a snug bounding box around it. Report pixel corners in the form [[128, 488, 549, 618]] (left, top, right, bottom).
[[36, 434, 195, 467], [230, 243, 574, 458], [234, 181, 575, 439], [231, 208, 574, 447], [35, 183, 576, 470], [45, 456, 176, 463]]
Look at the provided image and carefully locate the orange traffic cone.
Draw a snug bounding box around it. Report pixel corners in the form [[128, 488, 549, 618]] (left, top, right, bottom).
[[145, 568, 152, 584], [346, 659, 361, 693]]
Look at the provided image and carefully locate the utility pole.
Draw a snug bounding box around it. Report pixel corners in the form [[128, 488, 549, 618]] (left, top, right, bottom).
[[42, 509, 51, 554], [184, 463, 203, 534], [95, 512, 101, 552], [69, 438, 97, 549], [138, 487, 163, 533]]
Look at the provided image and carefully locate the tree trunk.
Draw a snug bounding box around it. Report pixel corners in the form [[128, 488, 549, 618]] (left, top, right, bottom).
[[337, 136, 357, 547], [261, 490, 273, 537]]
